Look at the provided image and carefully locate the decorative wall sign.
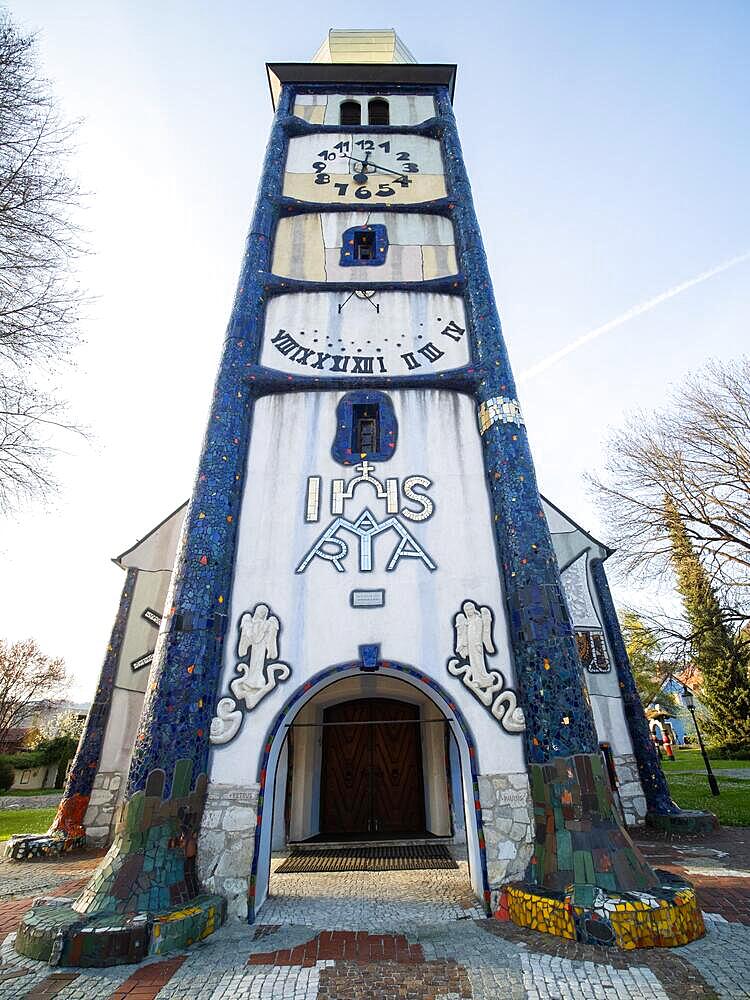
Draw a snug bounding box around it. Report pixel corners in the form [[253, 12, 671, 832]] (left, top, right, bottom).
[[130, 607, 163, 673], [297, 462, 436, 575], [261, 292, 468, 378], [574, 629, 610, 674], [210, 604, 291, 746], [351, 589, 386, 608], [447, 601, 525, 734]]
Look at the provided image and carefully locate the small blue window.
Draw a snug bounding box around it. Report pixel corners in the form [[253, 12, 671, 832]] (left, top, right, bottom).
[[332, 391, 398, 464], [340, 225, 389, 267]]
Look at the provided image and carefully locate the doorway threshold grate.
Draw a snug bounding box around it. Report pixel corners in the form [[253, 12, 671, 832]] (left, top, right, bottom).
[[275, 844, 458, 874]]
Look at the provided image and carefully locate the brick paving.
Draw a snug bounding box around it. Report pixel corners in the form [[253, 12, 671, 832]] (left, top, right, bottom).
[[0, 836, 748, 998], [108, 958, 185, 1000]]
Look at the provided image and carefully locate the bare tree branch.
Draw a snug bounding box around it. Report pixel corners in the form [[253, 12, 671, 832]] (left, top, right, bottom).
[[588, 356, 750, 626], [0, 12, 86, 514], [0, 637, 69, 746]]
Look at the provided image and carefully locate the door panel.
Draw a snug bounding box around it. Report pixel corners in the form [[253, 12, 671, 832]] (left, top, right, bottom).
[[371, 700, 425, 834], [321, 700, 371, 835], [320, 698, 426, 837]]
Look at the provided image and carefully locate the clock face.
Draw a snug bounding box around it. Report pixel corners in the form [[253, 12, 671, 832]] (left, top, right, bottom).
[[260, 291, 468, 378], [283, 134, 446, 205]]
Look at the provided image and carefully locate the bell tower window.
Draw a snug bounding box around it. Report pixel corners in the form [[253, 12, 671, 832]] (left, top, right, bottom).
[[354, 230, 376, 261], [340, 100, 361, 126], [353, 404, 379, 453], [339, 224, 389, 267], [332, 392, 398, 464], [368, 98, 389, 126]]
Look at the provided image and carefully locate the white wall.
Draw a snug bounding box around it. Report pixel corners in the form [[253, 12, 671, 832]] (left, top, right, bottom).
[[209, 388, 527, 790]]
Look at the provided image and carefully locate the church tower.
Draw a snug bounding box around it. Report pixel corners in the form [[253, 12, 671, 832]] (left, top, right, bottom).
[[15, 29, 706, 966]]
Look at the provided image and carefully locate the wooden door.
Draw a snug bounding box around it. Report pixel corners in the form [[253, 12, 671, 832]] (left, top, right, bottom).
[[371, 700, 425, 834], [320, 698, 425, 837], [320, 699, 372, 835]]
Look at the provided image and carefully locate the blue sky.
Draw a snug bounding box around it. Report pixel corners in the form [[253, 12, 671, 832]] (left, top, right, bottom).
[[1, 1, 748, 698]]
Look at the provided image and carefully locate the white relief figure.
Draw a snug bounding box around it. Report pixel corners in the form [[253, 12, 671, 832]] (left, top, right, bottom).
[[447, 601, 525, 734], [230, 604, 291, 711], [210, 697, 243, 745], [209, 602, 292, 746]]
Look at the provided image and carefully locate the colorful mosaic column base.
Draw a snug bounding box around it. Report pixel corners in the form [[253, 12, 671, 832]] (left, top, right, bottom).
[[496, 870, 705, 950], [15, 894, 225, 967], [497, 752, 704, 947], [527, 754, 659, 893], [2, 827, 85, 861], [15, 761, 226, 967], [646, 809, 718, 835], [5, 571, 139, 862]]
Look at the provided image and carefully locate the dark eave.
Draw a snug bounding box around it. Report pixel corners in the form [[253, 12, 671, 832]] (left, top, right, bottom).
[[266, 62, 457, 109]]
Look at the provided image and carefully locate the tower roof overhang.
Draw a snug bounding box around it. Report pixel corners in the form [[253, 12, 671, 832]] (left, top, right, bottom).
[[265, 62, 457, 110]]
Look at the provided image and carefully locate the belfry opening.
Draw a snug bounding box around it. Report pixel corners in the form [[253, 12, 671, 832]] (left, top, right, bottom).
[[8, 28, 713, 968]]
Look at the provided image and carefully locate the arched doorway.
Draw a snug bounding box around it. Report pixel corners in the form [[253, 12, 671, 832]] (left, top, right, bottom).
[[249, 662, 488, 920]]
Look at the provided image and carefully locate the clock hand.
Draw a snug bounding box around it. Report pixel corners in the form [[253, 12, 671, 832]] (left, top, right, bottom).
[[346, 155, 408, 180]]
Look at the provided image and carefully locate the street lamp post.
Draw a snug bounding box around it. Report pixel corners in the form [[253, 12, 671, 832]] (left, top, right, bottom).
[[682, 684, 720, 797]]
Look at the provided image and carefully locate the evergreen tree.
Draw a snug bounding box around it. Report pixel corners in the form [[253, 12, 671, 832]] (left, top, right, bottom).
[[620, 612, 676, 709], [665, 499, 750, 743]]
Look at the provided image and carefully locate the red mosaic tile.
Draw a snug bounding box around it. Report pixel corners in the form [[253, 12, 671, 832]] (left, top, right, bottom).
[[248, 931, 426, 966], [107, 957, 185, 999]]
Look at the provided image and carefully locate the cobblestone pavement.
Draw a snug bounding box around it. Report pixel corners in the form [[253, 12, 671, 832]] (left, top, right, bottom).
[[0, 838, 749, 998], [0, 793, 63, 811], [258, 857, 486, 928]]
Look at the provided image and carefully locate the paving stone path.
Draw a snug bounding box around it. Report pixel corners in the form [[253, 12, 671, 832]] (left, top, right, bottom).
[[0, 834, 749, 998], [0, 793, 63, 811]]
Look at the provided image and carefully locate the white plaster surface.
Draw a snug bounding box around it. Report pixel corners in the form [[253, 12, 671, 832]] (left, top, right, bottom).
[[293, 93, 435, 126], [261, 292, 468, 377], [210, 389, 525, 787], [116, 569, 171, 692], [272, 211, 457, 283]]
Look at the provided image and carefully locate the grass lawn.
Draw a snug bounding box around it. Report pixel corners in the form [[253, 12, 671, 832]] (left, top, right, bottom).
[[665, 771, 750, 826], [662, 748, 750, 771], [0, 807, 57, 842]]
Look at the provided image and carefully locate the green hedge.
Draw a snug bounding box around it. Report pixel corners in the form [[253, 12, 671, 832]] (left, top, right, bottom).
[[709, 741, 750, 760]]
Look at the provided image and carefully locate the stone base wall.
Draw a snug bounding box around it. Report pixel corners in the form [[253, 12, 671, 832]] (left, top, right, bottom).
[[613, 753, 647, 827], [477, 771, 534, 898], [82, 771, 122, 845], [197, 782, 259, 920]]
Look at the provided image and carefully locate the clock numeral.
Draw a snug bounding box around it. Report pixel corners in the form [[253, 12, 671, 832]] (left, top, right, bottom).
[[314, 173, 331, 185], [354, 185, 372, 199], [402, 163, 419, 173], [355, 139, 374, 151], [378, 141, 391, 152], [312, 161, 328, 173], [375, 183, 395, 197], [394, 176, 411, 188], [396, 152, 411, 161], [333, 140, 350, 153], [418, 342, 445, 363], [317, 149, 337, 160], [334, 183, 349, 197]]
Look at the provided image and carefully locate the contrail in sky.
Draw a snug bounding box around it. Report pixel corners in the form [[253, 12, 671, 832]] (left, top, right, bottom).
[[519, 250, 750, 383]]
